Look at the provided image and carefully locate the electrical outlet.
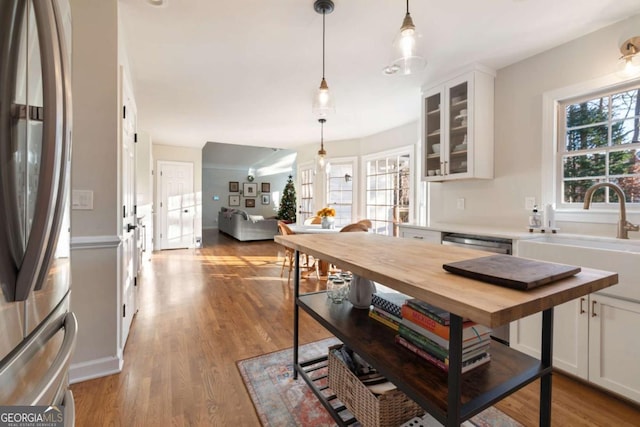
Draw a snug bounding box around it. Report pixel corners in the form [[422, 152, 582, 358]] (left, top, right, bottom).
[[457, 198, 465, 210], [525, 197, 536, 210]]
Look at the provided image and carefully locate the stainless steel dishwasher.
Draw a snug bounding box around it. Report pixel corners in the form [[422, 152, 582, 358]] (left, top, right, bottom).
[[441, 232, 512, 344]]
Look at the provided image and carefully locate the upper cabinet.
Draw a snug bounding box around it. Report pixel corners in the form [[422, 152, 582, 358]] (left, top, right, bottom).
[[422, 67, 495, 182]]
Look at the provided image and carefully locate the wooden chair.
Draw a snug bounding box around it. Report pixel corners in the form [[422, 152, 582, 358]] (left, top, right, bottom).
[[277, 222, 319, 284], [340, 223, 369, 233], [304, 216, 322, 225], [357, 219, 372, 229]]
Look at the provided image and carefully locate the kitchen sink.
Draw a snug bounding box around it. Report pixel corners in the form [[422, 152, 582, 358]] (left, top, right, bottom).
[[517, 234, 639, 302]]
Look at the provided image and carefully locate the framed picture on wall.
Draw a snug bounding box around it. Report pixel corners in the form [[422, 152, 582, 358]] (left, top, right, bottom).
[[243, 182, 257, 197], [229, 195, 240, 206], [261, 194, 270, 205], [261, 182, 270, 193], [229, 181, 239, 192], [245, 198, 255, 208]]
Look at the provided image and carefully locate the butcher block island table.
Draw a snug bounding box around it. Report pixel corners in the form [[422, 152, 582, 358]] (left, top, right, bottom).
[[274, 233, 618, 427]]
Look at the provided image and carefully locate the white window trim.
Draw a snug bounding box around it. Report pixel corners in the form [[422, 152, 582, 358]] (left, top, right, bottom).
[[361, 144, 418, 225], [541, 73, 640, 225]]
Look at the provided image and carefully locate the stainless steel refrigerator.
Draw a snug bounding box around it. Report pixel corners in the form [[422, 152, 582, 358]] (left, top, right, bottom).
[[0, 0, 76, 424]]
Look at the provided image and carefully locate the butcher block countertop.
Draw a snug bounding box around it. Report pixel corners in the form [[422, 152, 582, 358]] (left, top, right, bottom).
[[275, 233, 618, 327]]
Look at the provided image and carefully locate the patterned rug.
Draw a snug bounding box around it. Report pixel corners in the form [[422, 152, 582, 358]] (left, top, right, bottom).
[[237, 337, 523, 427]]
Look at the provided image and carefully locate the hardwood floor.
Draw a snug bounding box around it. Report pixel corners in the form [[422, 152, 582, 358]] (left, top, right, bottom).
[[71, 230, 640, 426]]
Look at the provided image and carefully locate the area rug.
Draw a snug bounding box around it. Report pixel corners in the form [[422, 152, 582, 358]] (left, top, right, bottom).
[[237, 338, 524, 427]]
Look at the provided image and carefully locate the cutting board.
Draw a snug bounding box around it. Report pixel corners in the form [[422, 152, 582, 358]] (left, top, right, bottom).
[[443, 254, 581, 290]]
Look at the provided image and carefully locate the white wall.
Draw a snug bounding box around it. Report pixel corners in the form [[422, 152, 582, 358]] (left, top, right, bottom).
[[202, 168, 290, 229], [69, 0, 121, 382], [429, 14, 640, 236]]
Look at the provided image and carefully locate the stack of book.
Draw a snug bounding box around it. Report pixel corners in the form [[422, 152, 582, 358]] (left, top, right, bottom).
[[368, 289, 410, 331], [396, 298, 492, 373]]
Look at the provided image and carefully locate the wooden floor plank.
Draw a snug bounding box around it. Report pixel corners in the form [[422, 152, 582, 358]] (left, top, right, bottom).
[[71, 230, 640, 426]]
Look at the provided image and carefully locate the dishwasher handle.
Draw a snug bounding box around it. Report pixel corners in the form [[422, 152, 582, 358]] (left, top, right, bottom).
[[441, 234, 512, 254]]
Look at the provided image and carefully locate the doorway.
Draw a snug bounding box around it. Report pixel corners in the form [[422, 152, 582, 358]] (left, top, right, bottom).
[[157, 160, 195, 250]]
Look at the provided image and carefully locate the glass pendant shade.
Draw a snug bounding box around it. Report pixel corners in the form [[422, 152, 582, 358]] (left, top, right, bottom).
[[313, 78, 335, 118], [390, 12, 425, 75], [617, 37, 640, 78]]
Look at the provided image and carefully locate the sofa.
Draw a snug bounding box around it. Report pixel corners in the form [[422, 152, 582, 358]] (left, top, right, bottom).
[[217, 207, 279, 241]]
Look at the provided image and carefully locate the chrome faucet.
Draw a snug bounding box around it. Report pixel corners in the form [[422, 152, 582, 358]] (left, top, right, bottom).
[[583, 182, 639, 239]]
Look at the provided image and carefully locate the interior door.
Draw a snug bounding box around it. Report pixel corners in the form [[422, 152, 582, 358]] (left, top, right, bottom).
[[158, 161, 194, 250], [121, 74, 137, 349]]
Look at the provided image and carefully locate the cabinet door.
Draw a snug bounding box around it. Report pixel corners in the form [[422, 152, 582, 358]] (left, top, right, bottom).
[[509, 297, 588, 379], [423, 88, 443, 180], [589, 294, 640, 403], [445, 74, 471, 178]]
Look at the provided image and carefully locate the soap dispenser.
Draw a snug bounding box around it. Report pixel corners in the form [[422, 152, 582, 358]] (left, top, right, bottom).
[[528, 205, 542, 230]]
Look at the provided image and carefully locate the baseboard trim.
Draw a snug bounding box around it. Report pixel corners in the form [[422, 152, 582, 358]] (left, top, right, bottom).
[[68, 355, 123, 384], [71, 235, 122, 250]]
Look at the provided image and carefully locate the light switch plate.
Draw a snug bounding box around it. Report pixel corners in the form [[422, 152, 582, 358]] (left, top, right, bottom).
[[72, 190, 94, 210]]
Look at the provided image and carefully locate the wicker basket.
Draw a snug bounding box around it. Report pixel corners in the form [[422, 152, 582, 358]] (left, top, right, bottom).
[[327, 345, 424, 427]]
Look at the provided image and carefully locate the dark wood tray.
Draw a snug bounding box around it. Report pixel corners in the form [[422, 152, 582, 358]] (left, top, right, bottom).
[[443, 255, 581, 290]]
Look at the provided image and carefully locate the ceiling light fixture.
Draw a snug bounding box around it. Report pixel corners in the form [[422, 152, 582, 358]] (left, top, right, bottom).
[[315, 118, 330, 174], [384, 0, 425, 76], [312, 0, 335, 118], [618, 36, 640, 77]]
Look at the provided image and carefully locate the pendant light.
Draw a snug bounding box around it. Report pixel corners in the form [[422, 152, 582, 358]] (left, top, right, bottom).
[[312, 0, 335, 118], [384, 0, 425, 76], [315, 118, 330, 174]]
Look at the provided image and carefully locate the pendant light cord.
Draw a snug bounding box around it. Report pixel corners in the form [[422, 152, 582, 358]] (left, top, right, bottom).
[[406, 0, 409, 14], [322, 10, 326, 79]]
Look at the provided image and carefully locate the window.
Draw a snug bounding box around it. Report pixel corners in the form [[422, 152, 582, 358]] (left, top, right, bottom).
[[298, 166, 314, 223], [365, 153, 411, 236], [326, 162, 353, 227], [558, 86, 640, 206]]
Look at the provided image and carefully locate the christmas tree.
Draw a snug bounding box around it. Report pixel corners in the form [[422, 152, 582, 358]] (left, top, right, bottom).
[[277, 175, 297, 223]]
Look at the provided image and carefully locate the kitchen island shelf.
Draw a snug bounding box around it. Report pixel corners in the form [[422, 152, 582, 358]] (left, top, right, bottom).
[[275, 233, 618, 427], [297, 292, 548, 424]]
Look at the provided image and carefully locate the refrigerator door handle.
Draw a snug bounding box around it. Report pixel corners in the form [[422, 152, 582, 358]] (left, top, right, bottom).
[[0, 0, 27, 301], [15, 0, 65, 301], [24, 312, 77, 405], [34, 0, 72, 292]]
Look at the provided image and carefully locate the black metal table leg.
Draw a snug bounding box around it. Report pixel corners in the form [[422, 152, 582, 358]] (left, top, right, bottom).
[[540, 308, 554, 427], [447, 313, 463, 426], [293, 249, 300, 380]]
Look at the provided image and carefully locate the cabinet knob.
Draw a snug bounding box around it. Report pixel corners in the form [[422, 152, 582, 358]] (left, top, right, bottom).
[[580, 297, 586, 314], [591, 300, 597, 317]]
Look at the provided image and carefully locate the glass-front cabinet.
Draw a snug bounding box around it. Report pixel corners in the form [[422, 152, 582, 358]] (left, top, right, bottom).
[[422, 67, 495, 182]]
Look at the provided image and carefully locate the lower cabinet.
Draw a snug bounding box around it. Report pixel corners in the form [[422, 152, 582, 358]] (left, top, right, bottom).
[[511, 294, 640, 403]]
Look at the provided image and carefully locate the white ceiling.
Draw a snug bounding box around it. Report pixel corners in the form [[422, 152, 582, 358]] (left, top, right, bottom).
[[118, 0, 640, 149]]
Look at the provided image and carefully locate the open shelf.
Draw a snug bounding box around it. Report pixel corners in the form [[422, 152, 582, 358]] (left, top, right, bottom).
[[298, 292, 547, 424]]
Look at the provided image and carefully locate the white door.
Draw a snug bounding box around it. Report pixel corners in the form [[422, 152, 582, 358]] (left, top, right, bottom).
[[158, 161, 194, 250], [121, 75, 137, 349]]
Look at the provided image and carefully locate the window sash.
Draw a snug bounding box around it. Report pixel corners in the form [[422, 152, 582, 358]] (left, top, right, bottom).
[[557, 85, 640, 207]]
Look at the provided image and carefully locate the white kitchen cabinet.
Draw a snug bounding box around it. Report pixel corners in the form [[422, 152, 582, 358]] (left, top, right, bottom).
[[398, 225, 441, 243], [511, 239, 640, 404], [422, 67, 494, 182], [511, 294, 640, 403]]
